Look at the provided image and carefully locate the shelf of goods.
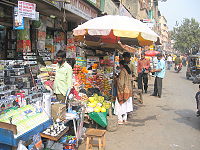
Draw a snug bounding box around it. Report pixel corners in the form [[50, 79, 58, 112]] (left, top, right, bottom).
[[0, 60, 53, 148]]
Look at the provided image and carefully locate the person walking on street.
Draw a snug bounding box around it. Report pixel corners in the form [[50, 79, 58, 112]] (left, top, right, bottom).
[[166, 54, 173, 70], [114, 60, 133, 124], [195, 85, 200, 116], [182, 56, 187, 67], [49, 50, 73, 103], [137, 53, 150, 93], [151, 53, 166, 98]]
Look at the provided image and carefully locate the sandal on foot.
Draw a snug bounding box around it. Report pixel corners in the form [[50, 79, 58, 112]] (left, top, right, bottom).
[[118, 121, 123, 125], [124, 121, 129, 124]]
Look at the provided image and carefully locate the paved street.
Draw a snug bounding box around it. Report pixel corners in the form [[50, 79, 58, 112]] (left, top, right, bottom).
[[80, 66, 200, 150], [105, 66, 200, 150]]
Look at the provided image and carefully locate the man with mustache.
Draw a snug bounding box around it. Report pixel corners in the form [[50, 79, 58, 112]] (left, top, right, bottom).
[[49, 50, 72, 103]]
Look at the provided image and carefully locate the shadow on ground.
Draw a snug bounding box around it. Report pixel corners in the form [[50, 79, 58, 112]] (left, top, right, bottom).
[[180, 76, 193, 82], [174, 109, 200, 130], [126, 115, 157, 127], [157, 105, 174, 111]]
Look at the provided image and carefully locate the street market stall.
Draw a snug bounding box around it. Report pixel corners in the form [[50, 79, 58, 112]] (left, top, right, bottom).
[[0, 15, 161, 150], [72, 15, 160, 129]]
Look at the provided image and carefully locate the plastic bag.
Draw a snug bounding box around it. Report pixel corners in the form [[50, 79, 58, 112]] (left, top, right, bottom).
[[89, 112, 107, 127], [17, 141, 28, 150]]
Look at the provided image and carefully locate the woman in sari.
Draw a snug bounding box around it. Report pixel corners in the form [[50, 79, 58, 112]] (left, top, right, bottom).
[[114, 60, 133, 124]]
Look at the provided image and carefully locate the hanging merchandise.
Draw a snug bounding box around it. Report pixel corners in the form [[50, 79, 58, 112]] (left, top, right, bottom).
[[100, 56, 114, 74], [13, 7, 24, 30], [16, 19, 31, 52], [66, 32, 76, 58], [54, 31, 66, 56]]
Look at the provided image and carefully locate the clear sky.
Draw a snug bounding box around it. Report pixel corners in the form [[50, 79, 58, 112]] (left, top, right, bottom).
[[158, 0, 200, 30]]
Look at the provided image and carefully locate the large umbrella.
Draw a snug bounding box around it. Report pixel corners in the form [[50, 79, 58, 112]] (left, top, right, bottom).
[[73, 15, 159, 46], [145, 50, 160, 57]]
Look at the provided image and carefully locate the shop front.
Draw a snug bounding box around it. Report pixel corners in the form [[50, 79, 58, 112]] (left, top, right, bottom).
[[0, 0, 126, 149]]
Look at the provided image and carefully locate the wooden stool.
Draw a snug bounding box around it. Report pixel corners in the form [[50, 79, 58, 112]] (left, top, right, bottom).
[[85, 128, 106, 150]]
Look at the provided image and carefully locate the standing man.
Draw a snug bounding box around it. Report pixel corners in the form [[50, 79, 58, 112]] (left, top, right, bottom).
[[122, 52, 137, 80], [151, 53, 166, 98], [137, 53, 150, 93], [49, 50, 73, 103]]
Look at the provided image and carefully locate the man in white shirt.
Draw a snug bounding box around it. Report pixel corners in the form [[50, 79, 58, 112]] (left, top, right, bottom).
[[166, 54, 173, 70]]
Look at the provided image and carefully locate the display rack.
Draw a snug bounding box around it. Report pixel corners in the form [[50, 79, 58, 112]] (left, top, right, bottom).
[[0, 119, 52, 147], [0, 60, 53, 148], [6, 30, 17, 59]]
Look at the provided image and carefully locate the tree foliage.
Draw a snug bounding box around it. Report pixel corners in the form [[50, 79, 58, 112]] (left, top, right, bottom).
[[171, 18, 200, 54]]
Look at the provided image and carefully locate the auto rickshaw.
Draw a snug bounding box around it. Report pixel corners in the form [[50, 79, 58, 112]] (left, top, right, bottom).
[[186, 55, 200, 79]]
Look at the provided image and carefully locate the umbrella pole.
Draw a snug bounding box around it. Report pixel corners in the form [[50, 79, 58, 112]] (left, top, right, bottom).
[[112, 50, 116, 100]]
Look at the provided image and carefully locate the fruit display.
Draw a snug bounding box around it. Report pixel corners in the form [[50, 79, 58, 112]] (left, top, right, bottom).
[[88, 74, 112, 96], [73, 65, 92, 89], [73, 65, 112, 96], [92, 63, 98, 69], [86, 94, 111, 113], [72, 57, 113, 103]]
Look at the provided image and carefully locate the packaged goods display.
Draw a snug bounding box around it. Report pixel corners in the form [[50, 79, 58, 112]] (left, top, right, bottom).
[[0, 105, 50, 137], [0, 60, 46, 111]]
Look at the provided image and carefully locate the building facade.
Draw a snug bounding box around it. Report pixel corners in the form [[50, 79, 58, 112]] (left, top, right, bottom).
[[158, 15, 170, 51], [0, 0, 100, 60], [0, 0, 167, 60]]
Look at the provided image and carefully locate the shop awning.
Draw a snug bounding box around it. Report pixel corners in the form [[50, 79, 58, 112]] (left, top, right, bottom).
[[118, 42, 137, 53], [81, 40, 137, 53]]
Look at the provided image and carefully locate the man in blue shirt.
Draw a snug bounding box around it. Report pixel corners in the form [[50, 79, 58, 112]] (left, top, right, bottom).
[[151, 53, 166, 98]]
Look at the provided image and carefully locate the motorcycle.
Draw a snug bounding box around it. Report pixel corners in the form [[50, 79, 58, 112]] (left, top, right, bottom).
[[174, 64, 182, 73]]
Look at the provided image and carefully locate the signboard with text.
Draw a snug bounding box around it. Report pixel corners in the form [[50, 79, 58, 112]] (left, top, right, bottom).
[[18, 1, 36, 19]]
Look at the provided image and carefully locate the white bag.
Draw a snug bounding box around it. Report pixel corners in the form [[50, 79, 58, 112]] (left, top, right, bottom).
[[17, 141, 28, 150]]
